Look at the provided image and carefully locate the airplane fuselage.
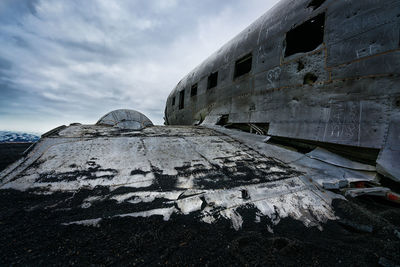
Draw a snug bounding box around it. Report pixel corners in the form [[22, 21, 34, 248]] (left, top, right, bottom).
[[165, 0, 400, 158]]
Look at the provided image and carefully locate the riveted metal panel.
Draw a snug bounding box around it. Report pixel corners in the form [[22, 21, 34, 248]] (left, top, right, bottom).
[[326, 0, 399, 45], [254, 38, 283, 73], [332, 51, 400, 80], [229, 112, 251, 123], [327, 22, 399, 66]]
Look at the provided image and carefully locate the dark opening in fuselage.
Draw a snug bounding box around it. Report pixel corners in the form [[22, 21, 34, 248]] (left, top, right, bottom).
[[179, 90, 185, 109], [285, 13, 325, 57], [234, 53, 252, 79], [207, 72, 218, 90], [191, 83, 198, 97]]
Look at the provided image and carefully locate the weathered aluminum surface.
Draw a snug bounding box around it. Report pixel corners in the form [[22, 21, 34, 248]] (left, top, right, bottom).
[[207, 125, 378, 188], [97, 109, 153, 130], [306, 147, 376, 171], [0, 124, 349, 231], [377, 115, 400, 183], [164, 0, 400, 174]]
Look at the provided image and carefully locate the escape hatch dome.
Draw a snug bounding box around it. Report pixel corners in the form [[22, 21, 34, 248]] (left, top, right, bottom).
[[96, 109, 153, 130]]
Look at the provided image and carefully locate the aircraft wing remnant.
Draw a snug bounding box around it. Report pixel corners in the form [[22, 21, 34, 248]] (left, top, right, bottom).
[[1, 110, 385, 231]]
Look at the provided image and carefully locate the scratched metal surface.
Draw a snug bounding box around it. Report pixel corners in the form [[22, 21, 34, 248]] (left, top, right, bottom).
[[165, 0, 400, 153], [0, 125, 339, 231], [96, 109, 153, 130]]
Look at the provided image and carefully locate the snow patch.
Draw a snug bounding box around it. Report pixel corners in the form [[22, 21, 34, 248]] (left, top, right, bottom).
[[62, 218, 102, 227]]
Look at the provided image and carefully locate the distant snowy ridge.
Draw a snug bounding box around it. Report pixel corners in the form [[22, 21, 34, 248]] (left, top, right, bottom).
[[0, 131, 40, 143]]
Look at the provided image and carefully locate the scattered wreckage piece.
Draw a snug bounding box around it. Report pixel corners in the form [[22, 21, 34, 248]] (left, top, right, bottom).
[[344, 187, 391, 198], [206, 124, 399, 204], [343, 186, 400, 204]]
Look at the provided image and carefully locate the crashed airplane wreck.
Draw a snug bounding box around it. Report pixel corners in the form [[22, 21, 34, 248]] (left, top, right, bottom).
[[1, 0, 399, 265]]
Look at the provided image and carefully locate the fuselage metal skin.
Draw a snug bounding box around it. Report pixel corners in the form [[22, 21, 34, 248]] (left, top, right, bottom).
[[165, 0, 400, 167]]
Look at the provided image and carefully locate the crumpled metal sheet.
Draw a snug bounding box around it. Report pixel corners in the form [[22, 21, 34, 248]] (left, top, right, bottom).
[[306, 147, 376, 172], [377, 115, 400, 183], [207, 126, 378, 189], [293, 156, 377, 188]]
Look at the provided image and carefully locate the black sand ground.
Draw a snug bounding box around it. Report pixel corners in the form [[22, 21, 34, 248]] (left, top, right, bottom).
[[0, 143, 32, 171], [0, 145, 399, 266]]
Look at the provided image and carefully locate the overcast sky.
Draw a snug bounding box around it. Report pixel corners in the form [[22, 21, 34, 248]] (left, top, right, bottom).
[[0, 0, 279, 133]]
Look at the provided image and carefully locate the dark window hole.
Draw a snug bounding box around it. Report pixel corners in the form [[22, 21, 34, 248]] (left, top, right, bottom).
[[207, 71, 218, 90], [303, 73, 318, 84], [285, 13, 325, 57], [307, 0, 326, 10], [191, 83, 198, 97], [172, 96, 175, 106], [179, 90, 185, 110], [234, 53, 252, 79]]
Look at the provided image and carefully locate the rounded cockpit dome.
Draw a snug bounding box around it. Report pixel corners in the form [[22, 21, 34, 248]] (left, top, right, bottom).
[[96, 109, 153, 130]]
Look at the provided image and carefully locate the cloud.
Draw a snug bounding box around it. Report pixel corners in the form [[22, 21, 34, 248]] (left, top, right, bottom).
[[0, 0, 279, 133]]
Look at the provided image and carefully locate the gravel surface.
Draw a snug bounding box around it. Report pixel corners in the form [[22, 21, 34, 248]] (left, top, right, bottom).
[[0, 188, 399, 266], [0, 143, 32, 172]]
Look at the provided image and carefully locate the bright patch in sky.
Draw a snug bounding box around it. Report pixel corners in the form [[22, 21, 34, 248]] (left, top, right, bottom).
[[0, 0, 279, 133]]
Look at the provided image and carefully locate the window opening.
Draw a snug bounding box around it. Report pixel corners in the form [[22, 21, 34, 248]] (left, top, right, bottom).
[[234, 53, 252, 79], [285, 13, 325, 57], [207, 71, 218, 90], [179, 90, 185, 110], [191, 83, 198, 97], [172, 97, 175, 106]]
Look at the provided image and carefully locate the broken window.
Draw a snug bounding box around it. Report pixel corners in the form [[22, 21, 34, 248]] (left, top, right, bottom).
[[191, 83, 198, 97], [284, 13, 325, 57], [207, 71, 218, 90], [234, 53, 252, 79], [172, 96, 175, 106], [179, 90, 185, 110]]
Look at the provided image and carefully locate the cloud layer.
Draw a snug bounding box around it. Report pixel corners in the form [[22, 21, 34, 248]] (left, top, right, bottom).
[[0, 0, 279, 133]]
